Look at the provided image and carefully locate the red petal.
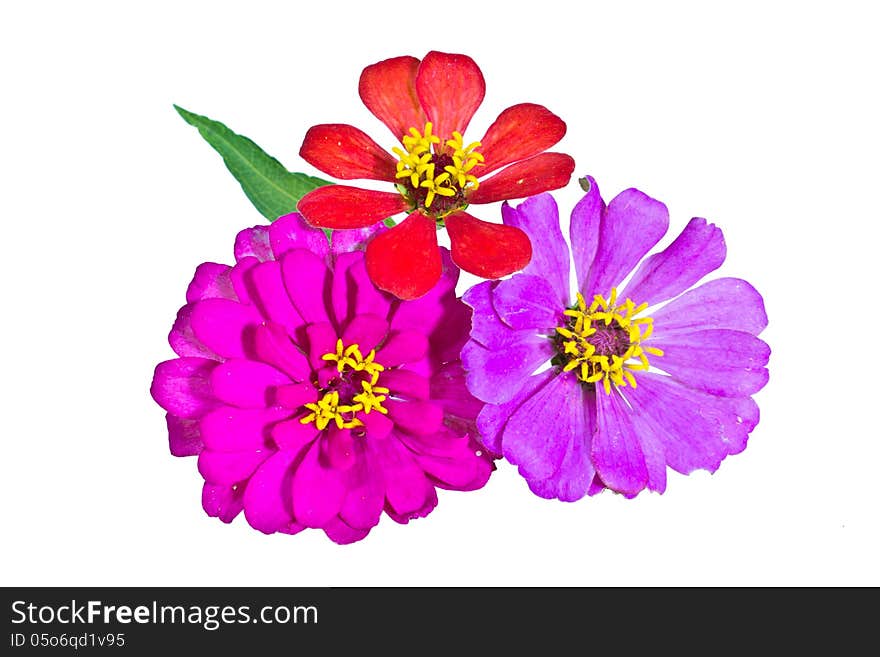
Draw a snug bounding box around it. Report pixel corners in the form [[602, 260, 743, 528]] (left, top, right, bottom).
[[365, 212, 441, 300], [416, 51, 485, 142], [298, 185, 408, 229], [445, 212, 532, 279], [467, 152, 575, 205], [299, 124, 397, 181], [478, 104, 567, 177], [359, 55, 427, 141]]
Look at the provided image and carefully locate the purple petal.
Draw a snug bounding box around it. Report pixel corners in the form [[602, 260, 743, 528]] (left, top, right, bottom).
[[166, 414, 203, 457], [243, 449, 298, 534], [476, 369, 556, 455], [342, 314, 389, 354], [190, 298, 261, 359], [186, 262, 236, 303], [592, 389, 648, 495], [501, 194, 571, 307], [621, 371, 755, 474], [269, 212, 330, 261], [234, 224, 273, 262], [198, 448, 271, 485], [526, 393, 596, 502], [210, 359, 291, 408], [339, 447, 385, 530], [202, 483, 244, 523], [650, 277, 768, 338], [622, 217, 726, 307], [585, 187, 669, 298], [630, 412, 667, 493], [245, 261, 304, 336], [461, 336, 554, 405], [569, 175, 603, 295], [291, 441, 345, 528], [169, 303, 219, 360], [200, 406, 289, 451], [651, 329, 770, 397], [151, 357, 219, 419], [463, 280, 531, 348], [503, 371, 586, 481], [281, 248, 331, 325], [492, 273, 564, 330]]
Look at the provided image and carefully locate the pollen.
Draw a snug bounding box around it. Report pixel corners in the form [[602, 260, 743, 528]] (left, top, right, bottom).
[[301, 339, 390, 431], [392, 122, 484, 216], [554, 289, 663, 394]]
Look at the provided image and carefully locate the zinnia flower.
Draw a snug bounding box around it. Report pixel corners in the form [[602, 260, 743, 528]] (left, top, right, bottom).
[[297, 50, 575, 300], [150, 213, 491, 543], [461, 179, 769, 499]]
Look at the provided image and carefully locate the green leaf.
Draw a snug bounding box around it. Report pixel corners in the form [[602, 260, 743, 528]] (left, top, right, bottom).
[[174, 104, 330, 222]]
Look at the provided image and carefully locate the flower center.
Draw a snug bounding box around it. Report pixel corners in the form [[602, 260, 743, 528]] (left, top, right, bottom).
[[300, 339, 389, 431], [552, 288, 664, 394], [392, 122, 484, 218]]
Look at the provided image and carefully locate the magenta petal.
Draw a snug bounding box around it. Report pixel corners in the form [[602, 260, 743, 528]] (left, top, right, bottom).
[[406, 430, 492, 490], [190, 298, 261, 359], [202, 483, 244, 523], [305, 322, 339, 369], [476, 369, 556, 455], [200, 406, 288, 451], [323, 517, 371, 544], [592, 390, 648, 495], [198, 448, 271, 485], [230, 256, 258, 305], [269, 212, 330, 261], [569, 176, 604, 293], [291, 441, 345, 528], [503, 371, 585, 481], [650, 277, 768, 338], [429, 362, 483, 435], [330, 251, 361, 329], [330, 222, 389, 257], [621, 372, 751, 473], [492, 274, 563, 330], [461, 337, 554, 405], [381, 369, 429, 400], [281, 249, 331, 325], [389, 247, 459, 333], [348, 255, 392, 321], [362, 411, 393, 440], [243, 449, 298, 534], [342, 314, 389, 354], [186, 262, 236, 303], [234, 224, 273, 263], [169, 304, 218, 360], [501, 194, 571, 307], [376, 330, 428, 367], [386, 400, 444, 435], [374, 437, 433, 518], [253, 323, 311, 382], [339, 448, 384, 530], [622, 217, 726, 307], [322, 426, 356, 470], [585, 187, 669, 298], [246, 261, 304, 336], [151, 357, 219, 419], [271, 419, 320, 453], [275, 382, 317, 409], [651, 329, 770, 397], [166, 415, 203, 457], [210, 359, 291, 408]]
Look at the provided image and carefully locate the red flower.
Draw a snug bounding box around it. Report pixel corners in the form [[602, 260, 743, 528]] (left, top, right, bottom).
[[298, 51, 575, 299]]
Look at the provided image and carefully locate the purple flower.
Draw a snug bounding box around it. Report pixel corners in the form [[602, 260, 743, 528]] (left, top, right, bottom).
[[461, 178, 769, 499], [150, 213, 491, 544]]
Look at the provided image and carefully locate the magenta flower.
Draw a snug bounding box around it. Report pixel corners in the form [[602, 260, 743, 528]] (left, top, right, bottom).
[[150, 213, 491, 544], [462, 179, 769, 499]]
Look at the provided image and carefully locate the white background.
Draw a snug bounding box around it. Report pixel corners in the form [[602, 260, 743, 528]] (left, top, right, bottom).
[[2, 1, 877, 586]]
